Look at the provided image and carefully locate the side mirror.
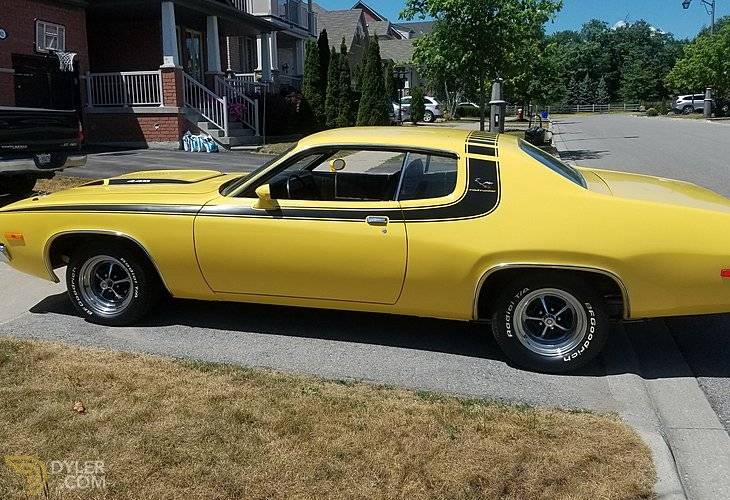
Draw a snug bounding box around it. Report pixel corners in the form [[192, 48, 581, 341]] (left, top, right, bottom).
[[253, 184, 278, 210], [330, 158, 346, 172]]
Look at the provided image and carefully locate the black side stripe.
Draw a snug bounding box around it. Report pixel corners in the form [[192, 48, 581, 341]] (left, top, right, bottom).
[[466, 145, 497, 157], [4, 160, 500, 223]]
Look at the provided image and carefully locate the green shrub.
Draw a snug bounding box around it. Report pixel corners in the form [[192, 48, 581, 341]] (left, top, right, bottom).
[[646, 107, 658, 117]]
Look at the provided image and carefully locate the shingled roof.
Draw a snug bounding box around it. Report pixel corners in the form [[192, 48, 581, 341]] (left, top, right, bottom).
[[315, 7, 366, 50], [379, 39, 415, 63]]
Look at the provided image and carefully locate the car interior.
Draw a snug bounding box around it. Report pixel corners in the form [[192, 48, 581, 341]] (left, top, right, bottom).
[[255, 149, 458, 203]]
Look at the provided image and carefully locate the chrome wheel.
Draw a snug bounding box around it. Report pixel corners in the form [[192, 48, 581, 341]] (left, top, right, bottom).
[[513, 288, 587, 357], [78, 255, 134, 317]]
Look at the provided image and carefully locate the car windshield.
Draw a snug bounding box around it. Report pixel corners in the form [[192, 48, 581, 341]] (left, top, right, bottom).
[[518, 139, 586, 188], [220, 143, 298, 195]]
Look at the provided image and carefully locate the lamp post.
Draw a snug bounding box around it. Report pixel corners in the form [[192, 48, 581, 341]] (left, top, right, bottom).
[[393, 66, 408, 124], [682, 0, 716, 35]]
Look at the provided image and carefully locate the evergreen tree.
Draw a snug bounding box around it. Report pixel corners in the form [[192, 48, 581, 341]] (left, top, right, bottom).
[[356, 35, 391, 126], [302, 39, 325, 129], [336, 38, 355, 128], [324, 46, 341, 129], [577, 74, 595, 104], [566, 76, 579, 105], [383, 60, 397, 102], [409, 86, 426, 124], [596, 76, 610, 104], [317, 30, 330, 95]]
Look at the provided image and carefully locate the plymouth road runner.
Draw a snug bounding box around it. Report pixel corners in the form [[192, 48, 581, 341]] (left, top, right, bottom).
[[3, 127, 730, 372]]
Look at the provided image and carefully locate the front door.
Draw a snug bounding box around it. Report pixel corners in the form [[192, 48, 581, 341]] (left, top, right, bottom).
[[182, 29, 203, 81], [194, 148, 409, 304]]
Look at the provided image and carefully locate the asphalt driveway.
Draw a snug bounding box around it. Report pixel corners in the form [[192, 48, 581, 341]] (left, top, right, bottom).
[[2, 117, 730, 497]]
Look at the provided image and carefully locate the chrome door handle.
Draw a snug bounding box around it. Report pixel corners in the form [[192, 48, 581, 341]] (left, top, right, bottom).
[[366, 215, 389, 226]]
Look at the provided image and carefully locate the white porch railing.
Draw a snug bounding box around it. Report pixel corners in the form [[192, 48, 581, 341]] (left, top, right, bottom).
[[232, 73, 269, 93], [232, 0, 253, 13], [85, 71, 163, 107], [276, 74, 302, 89], [215, 77, 260, 136], [183, 73, 228, 134]]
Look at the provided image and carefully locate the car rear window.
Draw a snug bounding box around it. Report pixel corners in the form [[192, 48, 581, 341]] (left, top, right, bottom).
[[518, 140, 586, 188]]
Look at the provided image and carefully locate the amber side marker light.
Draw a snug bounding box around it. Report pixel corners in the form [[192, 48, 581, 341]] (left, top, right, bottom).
[[4, 233, 24, 242], [721, 269, 730, 278]]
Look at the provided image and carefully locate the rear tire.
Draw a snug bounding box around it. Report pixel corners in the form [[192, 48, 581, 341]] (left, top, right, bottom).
[[490, 274, 609, 373], [67, 243, 162, 326], [423, 110, 435, 123], [682, 105, 694, 115]]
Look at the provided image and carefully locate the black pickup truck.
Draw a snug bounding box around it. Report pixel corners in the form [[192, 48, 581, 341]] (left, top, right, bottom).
[[0, 107, 86, 196]]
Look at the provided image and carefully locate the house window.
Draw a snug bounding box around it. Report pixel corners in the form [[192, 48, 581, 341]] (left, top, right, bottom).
[[35, 20, 66, 53]]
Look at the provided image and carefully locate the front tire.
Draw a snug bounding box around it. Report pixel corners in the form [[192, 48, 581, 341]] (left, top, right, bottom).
[[423, 110, 435, 123], [491, 274, 609, 373], [682, 105, 694, 115], [67, 243, 161, 326]]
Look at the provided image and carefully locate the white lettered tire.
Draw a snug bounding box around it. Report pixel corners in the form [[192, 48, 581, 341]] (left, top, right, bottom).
[[491, 274, 609, 373], [67, 243, 161, 326]]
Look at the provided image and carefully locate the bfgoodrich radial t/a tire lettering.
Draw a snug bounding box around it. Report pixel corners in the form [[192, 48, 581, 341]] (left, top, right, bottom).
[[67, 243, 161, 326], [491, 274, 609, 373]]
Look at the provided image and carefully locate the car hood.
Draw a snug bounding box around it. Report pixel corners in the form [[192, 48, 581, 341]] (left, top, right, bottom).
[[0, 170, 246, 213], [579, 167, 730, 213]]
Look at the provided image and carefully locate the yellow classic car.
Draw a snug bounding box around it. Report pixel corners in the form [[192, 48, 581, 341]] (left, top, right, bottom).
[[2, 127, 730, 373]]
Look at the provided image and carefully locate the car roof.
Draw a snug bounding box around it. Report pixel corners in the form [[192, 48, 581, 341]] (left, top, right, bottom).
[[297, 127, 512, 155]]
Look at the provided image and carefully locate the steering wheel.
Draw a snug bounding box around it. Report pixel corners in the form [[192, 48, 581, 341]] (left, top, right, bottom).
[[286, 172, 319, 200], [286, 173, 305, 199]]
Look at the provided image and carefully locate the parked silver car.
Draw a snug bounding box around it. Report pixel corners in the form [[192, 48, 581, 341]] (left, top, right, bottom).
[[673, 94, 710, 114], [393, 95, 444, 123]]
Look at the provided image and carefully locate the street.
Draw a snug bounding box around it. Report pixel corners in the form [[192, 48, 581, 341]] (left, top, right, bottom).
[[1, 115, 730, 498]]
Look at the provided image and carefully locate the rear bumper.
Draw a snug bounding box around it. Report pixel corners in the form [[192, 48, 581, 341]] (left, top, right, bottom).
[[0, 243, 10, 264], [0, 153, 86, 175]]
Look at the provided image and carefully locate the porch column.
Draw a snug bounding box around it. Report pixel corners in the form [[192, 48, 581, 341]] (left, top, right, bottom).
[[295, 38, 305, 75], [269, 32, 279, 73], [256, 33, 272, 82], [160, 1, 179, 67], [205, 15, 223, 88], [206, 16, 222, 74]]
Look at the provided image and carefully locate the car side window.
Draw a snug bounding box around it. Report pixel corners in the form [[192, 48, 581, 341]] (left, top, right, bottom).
[[397, 153, 458, 201], [250, 148, 407, 202]]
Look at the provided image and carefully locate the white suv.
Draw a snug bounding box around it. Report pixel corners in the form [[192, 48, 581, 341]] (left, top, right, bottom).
[[393, 95, 444, 123], [673, 94, 710, 114]]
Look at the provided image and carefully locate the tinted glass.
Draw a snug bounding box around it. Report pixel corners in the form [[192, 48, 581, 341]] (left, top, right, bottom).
[[519, 140, 586, 188], [398, 153, 458, 201]]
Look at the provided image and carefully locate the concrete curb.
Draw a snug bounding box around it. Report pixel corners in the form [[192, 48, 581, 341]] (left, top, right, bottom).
[[604, 324, 686, 499], [627, 320, 730, 500]]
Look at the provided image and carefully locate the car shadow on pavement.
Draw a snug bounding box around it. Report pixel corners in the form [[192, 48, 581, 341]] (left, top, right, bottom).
[[557, 149, 610, 161], [29, 292, 608, 376]]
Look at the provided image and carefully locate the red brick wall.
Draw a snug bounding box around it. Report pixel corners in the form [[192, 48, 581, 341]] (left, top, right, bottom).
[[85, 113, 185, 145], [0, 0, 88, 106], [0, 0, 89, 70]]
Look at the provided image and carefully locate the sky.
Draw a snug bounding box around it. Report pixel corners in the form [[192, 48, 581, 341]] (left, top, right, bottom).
[[315, 0, 730, 39]]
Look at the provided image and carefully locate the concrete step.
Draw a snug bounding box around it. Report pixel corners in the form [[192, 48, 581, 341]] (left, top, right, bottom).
[[217, 135, 262, 147]]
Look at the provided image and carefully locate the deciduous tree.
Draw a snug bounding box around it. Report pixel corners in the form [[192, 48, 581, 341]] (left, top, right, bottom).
[[409, 86, 426, 124]]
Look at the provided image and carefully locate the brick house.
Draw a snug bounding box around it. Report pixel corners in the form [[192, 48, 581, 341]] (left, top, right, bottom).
[[83, 0, 318, 148], [0, 0, 89, 110]]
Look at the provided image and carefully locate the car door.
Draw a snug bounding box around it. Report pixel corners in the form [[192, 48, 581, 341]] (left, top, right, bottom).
[[194, 148, 408, 304]]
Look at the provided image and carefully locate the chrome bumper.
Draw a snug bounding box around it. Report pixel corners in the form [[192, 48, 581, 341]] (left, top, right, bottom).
[[0, 243, 10, 264], [0, 153, 86, 173]]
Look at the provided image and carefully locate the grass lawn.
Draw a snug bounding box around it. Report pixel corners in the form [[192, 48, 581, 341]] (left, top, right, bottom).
[[35, 176, 91, 193], [0, 339, 654, 499]]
